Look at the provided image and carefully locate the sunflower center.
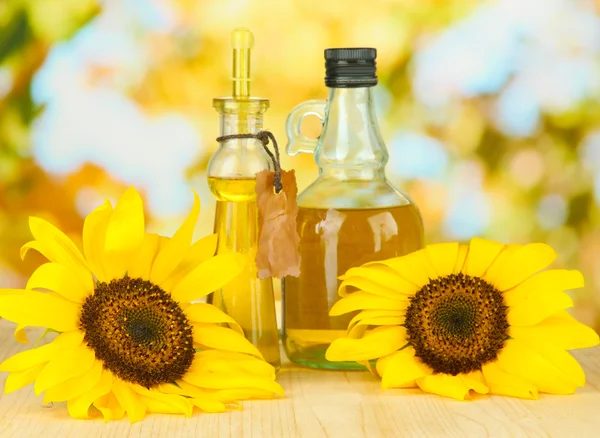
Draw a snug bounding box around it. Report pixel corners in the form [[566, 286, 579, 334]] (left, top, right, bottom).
[[80, 277, 195, 388], [404, 273, 508, 375]]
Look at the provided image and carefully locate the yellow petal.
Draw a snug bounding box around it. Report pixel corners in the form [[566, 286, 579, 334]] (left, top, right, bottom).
[[504, 269, 583, 306], [184, 303, 243, 335], [425, 242, 459, 278], [27, 262, 92, 303], [509, 311, 599, 350], [14, 324, 28, 344], [94, 391, 125, 422], [162, 234, 218, 292], [326, 326, 407, 361], [485, 243, 557, 291], [112, 379, 147, 423], [43, 359, 103, 403], [67, 369, 113, 419], [150, 192, 201, 285], [191, 398, 227, 412], [507, 291, 573, 327], [127, 233, 161, 280], [104, 187, 145, 280], [193, 326, 263, 358], [376, 347, 432, 389], [4, 363, 46, 394], [453, 244, 469, 274], [182, 372, 283, 397], [496, 339, 577, 394], [26, 217, 90, 285], [330, 291, 409, 316], [191, 350, 275, 377], [171, 253, 246, 303], [339, 265, 417, 298], [0, 290, 80, 332], [132, 386, 193, 417], [416, 373, 488, 400], [482, 361, 538, 399], [348, 309, 406, 331], [463, 238, 505, 278], [518, 340, 586, 387], [83, 200, 112, 282], [0, 331, 84, 372], [34, 345, 96, 395], [367, 249, 431, 287]]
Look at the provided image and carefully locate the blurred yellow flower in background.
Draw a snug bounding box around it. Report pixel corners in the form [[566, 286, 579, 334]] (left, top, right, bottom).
[[0, 187, 283, 422], [326, 238, 599, 400]]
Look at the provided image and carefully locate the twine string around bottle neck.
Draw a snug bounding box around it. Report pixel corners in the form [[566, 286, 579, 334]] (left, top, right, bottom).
[[216, 131, 283, 193]]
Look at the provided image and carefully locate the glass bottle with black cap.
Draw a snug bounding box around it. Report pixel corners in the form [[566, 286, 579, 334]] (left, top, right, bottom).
[[282, 48, 424, 369]]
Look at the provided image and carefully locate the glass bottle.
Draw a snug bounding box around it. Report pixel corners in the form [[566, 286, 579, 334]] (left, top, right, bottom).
[[206, 29, 280, 369], [282, 48, 424, 370]]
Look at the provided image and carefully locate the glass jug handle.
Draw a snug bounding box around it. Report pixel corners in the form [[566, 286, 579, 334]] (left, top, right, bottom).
[[285, 100, 326, 156]]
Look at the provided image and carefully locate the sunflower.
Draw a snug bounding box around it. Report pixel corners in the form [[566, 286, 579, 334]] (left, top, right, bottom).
[[325, 238, 599, 400], [0, 187, 283, 422]]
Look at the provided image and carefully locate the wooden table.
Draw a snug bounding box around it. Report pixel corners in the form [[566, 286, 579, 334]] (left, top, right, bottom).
[[1, 321, 599, 438]]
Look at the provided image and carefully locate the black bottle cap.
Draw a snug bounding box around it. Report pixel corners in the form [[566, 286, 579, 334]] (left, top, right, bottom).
[[324, 48, 377, 88]]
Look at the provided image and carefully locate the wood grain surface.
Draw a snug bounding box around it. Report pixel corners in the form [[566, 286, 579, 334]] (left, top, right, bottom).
[[0, 321, 599, 438]]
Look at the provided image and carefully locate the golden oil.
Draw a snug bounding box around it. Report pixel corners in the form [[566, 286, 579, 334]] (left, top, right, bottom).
[[207, 177, 281, 369], [282, 204, 424, 369]]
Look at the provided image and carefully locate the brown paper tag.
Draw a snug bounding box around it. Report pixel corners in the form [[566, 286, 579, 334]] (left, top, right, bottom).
[[255, 169, 301, 279]]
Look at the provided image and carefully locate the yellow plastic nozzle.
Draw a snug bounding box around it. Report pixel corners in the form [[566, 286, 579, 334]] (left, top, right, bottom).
[[232, 28, 253, 98]]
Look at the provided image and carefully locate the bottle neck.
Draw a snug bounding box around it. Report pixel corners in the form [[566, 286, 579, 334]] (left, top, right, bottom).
[[220, 113, 264, 136], [316, 87, 388, 180]]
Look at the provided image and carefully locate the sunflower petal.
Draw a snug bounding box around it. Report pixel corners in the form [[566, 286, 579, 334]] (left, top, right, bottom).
[[326, 326, 407, 361], [132, 386, 193, 417], [34, 345, 96, 395], [27, 262, 92, 303], [339, 265, 417, 297], [104, 187, 145, 280], [184, 303, 243, 335], [171, 253, 246, 303], [83, 200, 112, 282], [367, 250, 432, 287], [4, 363, 46, 394], [485, 243, 557, 291], [482, 361, 538, 399], [112, 379, 147, 423], [127, 233, 161, 280], [191, 350, 275, 377], [509, 311, 599, 350], [507, 290, 573, 326], [496, 339, 577, 394], [67, 369, 113, 419], [463, 238, 505, 278], [330, 291, 409, 316], [0, 331, 84, 372], [518, 340, 586, 387], [425, 242, 459, 277], [0, 290, 80, 332], [416, 373, 488, 400], [14, 324, 28, 344], [504, 269, 584, 305], [348, 309, 406, 331], [94, 391, 126, 422], [26, 217, 90, 284], [376, 347, 432, 389], [43, 359, 103, 403], [193, 326, 263, 358], [151, 192, 201, 285], [182, 372, 283, 397], [162, 234, 218, 291], [453, 244, 469, 274], [191, 398, 227, 412]]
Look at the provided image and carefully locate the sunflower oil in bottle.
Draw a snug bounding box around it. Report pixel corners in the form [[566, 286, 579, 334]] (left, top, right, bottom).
[[206, 29, 280, 369], [282, 48, 424, 369]]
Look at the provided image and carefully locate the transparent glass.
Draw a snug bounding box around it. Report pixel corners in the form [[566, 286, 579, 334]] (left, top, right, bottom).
[[207, 98, 281, 369], [282, 87, 424, 369]]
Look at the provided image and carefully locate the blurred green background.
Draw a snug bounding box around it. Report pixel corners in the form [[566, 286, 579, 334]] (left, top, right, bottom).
[[1, 0, 599, 329]]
